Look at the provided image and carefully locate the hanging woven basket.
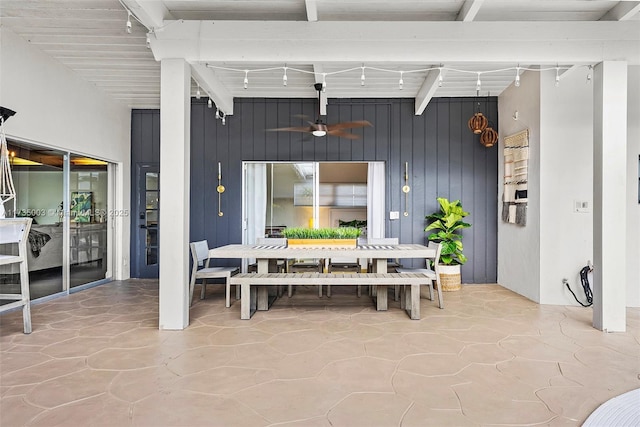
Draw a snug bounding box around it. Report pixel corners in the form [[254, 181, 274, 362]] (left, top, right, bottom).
[[480, 127, 499, 147], [468, 112, 488, 134]]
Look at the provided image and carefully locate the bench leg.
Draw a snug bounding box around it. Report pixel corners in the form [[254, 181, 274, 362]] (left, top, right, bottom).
[[376, 285, 388, 310], [409, 284, 420, 319], [241, 283, 251, 319], [400, 285, 407, 310]]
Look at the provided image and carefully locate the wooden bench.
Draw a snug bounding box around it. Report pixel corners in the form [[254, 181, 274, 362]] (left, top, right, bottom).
[[230, 272, 436, 320]]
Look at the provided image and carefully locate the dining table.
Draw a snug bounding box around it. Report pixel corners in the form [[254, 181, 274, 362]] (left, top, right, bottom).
[[208, 243, 436, 312]]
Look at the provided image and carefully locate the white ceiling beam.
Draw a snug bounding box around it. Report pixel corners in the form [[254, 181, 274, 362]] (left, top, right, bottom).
[[305, 0, 318, 22], [120, 0, 174, 30], [414, 68, 445, 115], [457, 0, 485, 21], [150, 21, 640, 65], [312, 64, 327, 115], [600, 1, 640, 21], [190, 64, 234, 115]]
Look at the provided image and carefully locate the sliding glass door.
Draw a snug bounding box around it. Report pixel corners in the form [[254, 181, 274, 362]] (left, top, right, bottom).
[[243, 162, 317, 244], [242, 161, 385, 246]]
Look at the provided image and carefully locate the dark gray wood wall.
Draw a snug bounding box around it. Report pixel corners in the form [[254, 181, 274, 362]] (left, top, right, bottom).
[[131, 97, 498, 283]]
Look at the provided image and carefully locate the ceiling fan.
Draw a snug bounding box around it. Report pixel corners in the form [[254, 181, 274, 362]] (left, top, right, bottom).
[[268, 83, 372, 140]]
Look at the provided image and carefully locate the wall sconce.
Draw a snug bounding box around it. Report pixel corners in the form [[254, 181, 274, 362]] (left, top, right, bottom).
[[402, 162, 410, 216], [216, 162, 225, 217]]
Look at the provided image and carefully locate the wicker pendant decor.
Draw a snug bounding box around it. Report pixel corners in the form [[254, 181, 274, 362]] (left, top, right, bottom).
[[480, 126, 499, 147], [467, 112, 488, 134]]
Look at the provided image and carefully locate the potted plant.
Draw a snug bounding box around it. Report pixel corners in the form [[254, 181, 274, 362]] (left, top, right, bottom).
[[282, 227, 361, 248], [425, 197, 471, 291]]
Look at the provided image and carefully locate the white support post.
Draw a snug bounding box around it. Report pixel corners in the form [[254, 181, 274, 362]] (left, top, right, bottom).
[[593, 61, 627, 332], [159, 58, 191, 330]]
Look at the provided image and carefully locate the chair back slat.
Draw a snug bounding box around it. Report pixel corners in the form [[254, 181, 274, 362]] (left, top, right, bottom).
[[256, 237, 286, 246], [0, 219, 31, 244], [367, 237, 398, 245], [427, 241, 443, 272], [190, 240, 209, 266]]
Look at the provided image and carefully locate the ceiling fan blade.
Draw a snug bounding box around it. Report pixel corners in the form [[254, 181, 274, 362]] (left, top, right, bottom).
[[267, 126, 312, 133], [326, 120, 372, 131], [327, 130, 361, 140]]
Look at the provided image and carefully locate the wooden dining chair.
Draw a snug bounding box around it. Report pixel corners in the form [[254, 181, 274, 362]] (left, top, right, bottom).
[[396, 241, 444, 309], [189, 240, 239, 307]]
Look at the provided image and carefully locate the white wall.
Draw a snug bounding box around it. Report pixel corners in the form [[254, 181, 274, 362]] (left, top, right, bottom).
[[627, 66, 640, 307], [498, 70, 541, 302], [499, 65, 640, 308], [0, 28, 131, 279], [539, 68, 594, 305]]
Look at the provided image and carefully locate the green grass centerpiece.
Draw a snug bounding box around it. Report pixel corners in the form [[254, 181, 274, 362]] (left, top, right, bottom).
[[283, 227, 361, 247]]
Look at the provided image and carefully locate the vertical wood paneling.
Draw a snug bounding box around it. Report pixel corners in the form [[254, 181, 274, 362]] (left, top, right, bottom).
[[131, 97, 498, 282]]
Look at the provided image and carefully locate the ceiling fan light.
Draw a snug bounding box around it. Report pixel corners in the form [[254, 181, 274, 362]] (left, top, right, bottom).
[[312, 123, 328, 137]]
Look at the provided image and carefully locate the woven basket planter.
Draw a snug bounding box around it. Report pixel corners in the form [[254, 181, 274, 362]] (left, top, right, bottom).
[[439, 264, 462, 291]]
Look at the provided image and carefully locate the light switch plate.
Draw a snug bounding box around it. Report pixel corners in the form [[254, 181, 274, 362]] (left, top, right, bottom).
[[574, 200, 590, 213], [390, 211, 400, 220]]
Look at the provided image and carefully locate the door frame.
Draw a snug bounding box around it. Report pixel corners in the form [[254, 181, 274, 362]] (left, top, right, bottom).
[[131, 162, 159, 278]]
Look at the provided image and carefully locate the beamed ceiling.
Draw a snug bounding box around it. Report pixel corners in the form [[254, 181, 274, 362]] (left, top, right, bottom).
[[1, 0, 638, 114]]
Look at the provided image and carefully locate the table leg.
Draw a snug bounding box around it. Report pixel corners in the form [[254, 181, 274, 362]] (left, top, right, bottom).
[[256, 259, 270, 310], [375, 259, 388, 311], [257, 286, 269, 310], [410, 284, 420, 320], [241, 283, 251, 319]]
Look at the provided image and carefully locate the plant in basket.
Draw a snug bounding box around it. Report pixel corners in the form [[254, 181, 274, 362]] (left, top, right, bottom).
[[425, 197, 471, 290]]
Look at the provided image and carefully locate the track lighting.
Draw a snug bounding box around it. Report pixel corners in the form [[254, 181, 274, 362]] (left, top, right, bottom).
[[283, 67, 288, 86], [208, 98, 212, 108], [515, 66, 520, 87], [399, 71, 404, 90], [476, 73, 481, 92], [555, 67, 560, 87], [361, 66, 366, 86], [438, 68, 443, 87], [126, 11, 132, 33]]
